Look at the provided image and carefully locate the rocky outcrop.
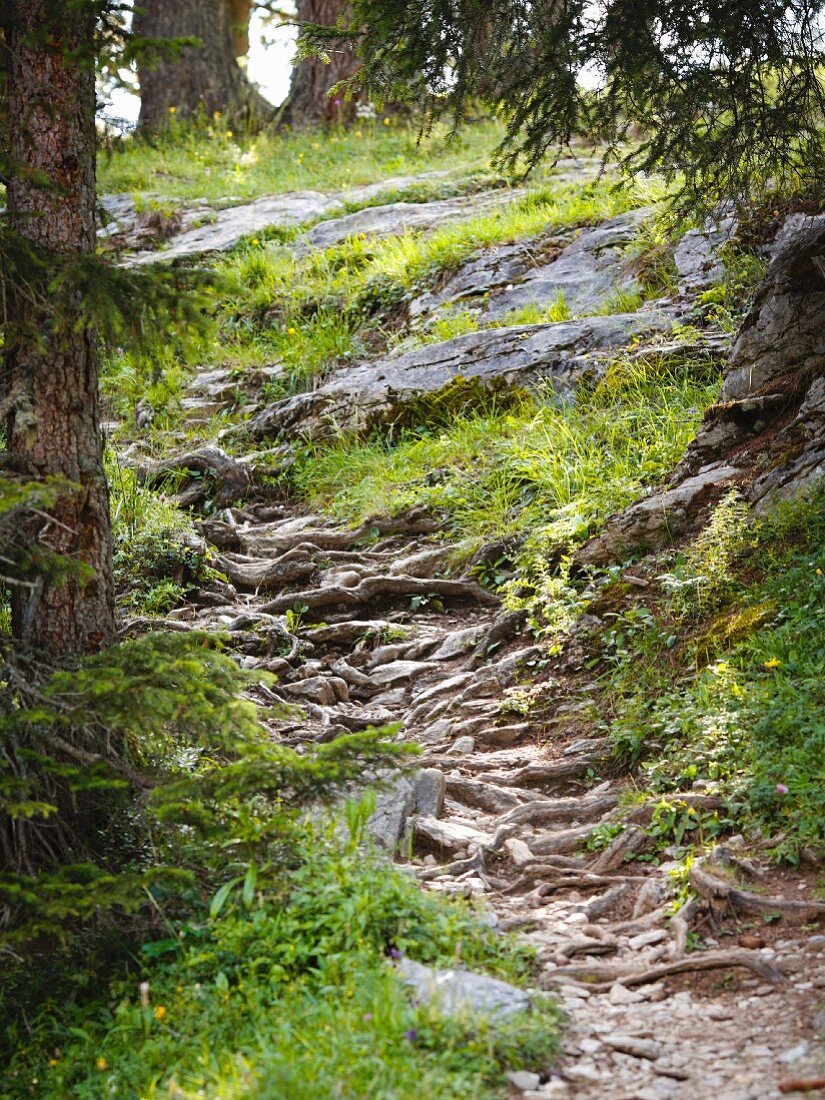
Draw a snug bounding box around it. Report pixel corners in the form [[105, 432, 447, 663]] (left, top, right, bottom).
[[579, 217, 825, 563], [251, 310, 675, 441], [410, 208, 652, 327], [297, 189, 526, 254]]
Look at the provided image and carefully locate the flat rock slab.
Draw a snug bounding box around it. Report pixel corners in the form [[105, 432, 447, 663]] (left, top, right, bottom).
[[251, 310, 674, 441], [297, 189, 526, 253], [117, 172, 456, 265], [410, 208, 652, 326], [396, 957, 531, 1019]]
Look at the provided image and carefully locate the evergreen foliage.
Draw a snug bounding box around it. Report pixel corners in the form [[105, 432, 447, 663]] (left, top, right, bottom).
[[302, 0, 825, 209]]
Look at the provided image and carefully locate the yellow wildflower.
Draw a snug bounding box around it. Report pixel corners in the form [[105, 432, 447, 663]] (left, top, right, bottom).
[[287, 327, 297, 335], [817, 567, 823, 576], [763, 657, 781, 668], [226, 130, 234, 138], [383, 117, 391, 125], [355, 130, 363, 138], [250, 238, 260, 246], [96, 1058, 107, 1072], [168, 106, 176, 114], [213, 110, 222, 120], [154, 1005, 168, 1022], [49, 1059, 58, 1068]]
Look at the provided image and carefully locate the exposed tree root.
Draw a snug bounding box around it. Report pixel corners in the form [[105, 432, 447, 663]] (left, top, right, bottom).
[[690, 858, 825, 921], [138, 444, 251, 509], [259, 574, 500, 614], [550, 947, 785, 990], [215, 547, 317, 590]]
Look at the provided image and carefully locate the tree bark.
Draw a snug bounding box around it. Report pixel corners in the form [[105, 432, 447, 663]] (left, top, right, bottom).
[[4, 0, 115, 656], [229, 0, 252, 58], [282, 0, 362, 128], [134, 0, 273, 130]]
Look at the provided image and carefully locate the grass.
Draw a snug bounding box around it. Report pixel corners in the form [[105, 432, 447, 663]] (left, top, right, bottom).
[[1, 819, 560, 1099], [99, 118, 519, 203], [588, 487, 825, 863], [289, 353, 721, 576]]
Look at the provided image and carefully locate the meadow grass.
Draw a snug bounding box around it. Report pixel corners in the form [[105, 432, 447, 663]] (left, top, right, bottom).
[[99, 118, 519, 203]]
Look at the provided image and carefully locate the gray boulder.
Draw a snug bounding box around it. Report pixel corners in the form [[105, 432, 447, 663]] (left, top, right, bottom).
[[395, 957, 531, 1019], [367, 768, 446, 852]]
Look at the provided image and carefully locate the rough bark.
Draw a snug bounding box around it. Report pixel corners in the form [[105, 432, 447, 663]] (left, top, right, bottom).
[[229, 0, 252, 58], [4, 0, 115, 655], [134, 0, 273, 130], [282, 0, 361, 127]]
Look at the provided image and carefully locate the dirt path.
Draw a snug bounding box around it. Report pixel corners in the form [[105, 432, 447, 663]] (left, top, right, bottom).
[[131, 444, 824, 1099]]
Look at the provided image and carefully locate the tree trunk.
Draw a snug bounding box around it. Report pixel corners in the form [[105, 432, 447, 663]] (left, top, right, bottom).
[[282, 0, 362, 128], [229, 0, 252, 58], [4, 0, 115, 656], [134, 0, 272, 130]]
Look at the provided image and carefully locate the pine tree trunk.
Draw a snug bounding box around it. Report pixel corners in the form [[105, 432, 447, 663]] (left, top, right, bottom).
[[4, 0, 115, 656], [229, 0, 252, 58], [283, 0, 362, 128], [134, 0, 272, 130]]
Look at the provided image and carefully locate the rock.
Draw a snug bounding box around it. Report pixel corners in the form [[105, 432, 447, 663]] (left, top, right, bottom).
[[367, 768, 446, 851], [483, 209, 652, 320], [251, 311, 674, 442], [430, 625, 485, 660], [609, 982, 647, 1005], [673, 214, 737, 292], [369, 660, 438, 687], [577, 464, 741, 565], [414, 814, 492, 850], [128, 191, 334, 265], [603, 1034, 661, 1060], [447, 735, 475, 754], [395, 957, 531, 1019], [282, 676, 347, 705], [411, 769, 446, 818], [504, 838, 535, 867], [506, 1070, 541, 1091], [476, 723, 530, 746], [298, 189, 525, 253]]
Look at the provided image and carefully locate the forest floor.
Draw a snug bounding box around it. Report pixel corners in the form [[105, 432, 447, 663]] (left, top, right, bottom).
[[8, 121, 823, 1098]]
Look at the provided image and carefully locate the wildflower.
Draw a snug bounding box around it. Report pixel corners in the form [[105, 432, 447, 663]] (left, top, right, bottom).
[[389, 947, 402, 960], [817, 568, 822, 576], [250, 238, 260, 246], [775, 783, 789, 795], [287, 326, 297, 335], [362, 1012, 373, 1022], [383, 117, 391, 126], [763, 657, 781, 668], [355, 130, 363, 139], [213, 110, 222, 120], [96, 1058, 107, 1072], [404, 1028, 418, 1043], [332, 98, 342, 106], [168, 106, 176, 114], [154, 1005, 168, 1022], [226, 130, 234, 139], [49, 1059, 58, 1068]]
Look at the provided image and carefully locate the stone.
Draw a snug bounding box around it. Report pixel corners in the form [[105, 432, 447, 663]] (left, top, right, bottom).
[[368, 777, 416, 851], [506, 1070, 541, 1091], [608, 982, 647, 1005], [396, 957, 531, 1019], [414, 815, 492, 849], [673, 214, 737, 292], [283, 676, 344, 705], [603, 1034, 661, 1060], [369, 660, 438, 686], [251, 310, 674, 442], [411, 769, 446, 818], [298, 189, 526, 253], [429, 626, 485, 660], [447, 736, 476, 755], [483, 209, 652, 320]]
